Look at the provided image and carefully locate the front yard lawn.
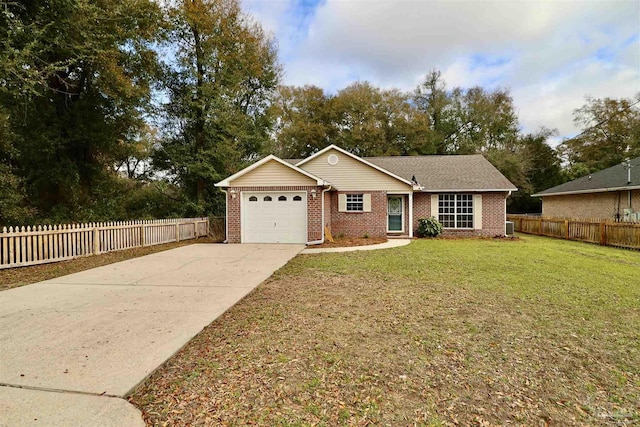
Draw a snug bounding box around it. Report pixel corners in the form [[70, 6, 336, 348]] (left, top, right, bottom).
[[130, 235, 640, 426]]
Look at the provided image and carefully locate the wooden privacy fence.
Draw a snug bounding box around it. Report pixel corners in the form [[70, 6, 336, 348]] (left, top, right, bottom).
[[0, 217, 209, 270], [507, 215, 640, 250]]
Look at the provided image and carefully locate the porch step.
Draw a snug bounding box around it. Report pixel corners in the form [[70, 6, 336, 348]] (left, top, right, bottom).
[[387, 235, 411, 239]]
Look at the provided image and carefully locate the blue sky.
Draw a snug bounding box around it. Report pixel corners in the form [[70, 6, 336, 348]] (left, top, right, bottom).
[[245, 0, 639, 143]]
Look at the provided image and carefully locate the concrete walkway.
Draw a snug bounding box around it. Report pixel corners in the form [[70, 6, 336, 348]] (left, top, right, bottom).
[[0, 244, 303, 426], [301, 238, 411, 254]]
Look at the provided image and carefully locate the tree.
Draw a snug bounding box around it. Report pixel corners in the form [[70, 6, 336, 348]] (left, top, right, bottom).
[[561, 95, 640, 174], [505, 129, 565, 213], [268, 85, 334, 159], [155, 0, 280, 216], [0, 0, 164, 221], [413, 70, 455, 154]]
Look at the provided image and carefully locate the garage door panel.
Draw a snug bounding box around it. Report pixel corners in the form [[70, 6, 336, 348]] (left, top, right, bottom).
[[242, 192, 307, 243]]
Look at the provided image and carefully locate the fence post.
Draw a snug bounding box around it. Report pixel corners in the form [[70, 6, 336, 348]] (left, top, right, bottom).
[[600, 222, 606, 246], [206, 217, 210, 237], [140, 223, 146, 247], [565, 220, 569, 240], [93, 225, 100, 255], [175, 222, 180, 242], [538, 217, 542, 234]]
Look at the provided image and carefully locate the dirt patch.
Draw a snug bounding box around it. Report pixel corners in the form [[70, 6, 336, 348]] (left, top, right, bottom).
[[0, 237, 216, 292], [306, 236, 388, 249]]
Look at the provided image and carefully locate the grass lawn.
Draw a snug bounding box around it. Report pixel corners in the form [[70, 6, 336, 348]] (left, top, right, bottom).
[[129, 235, 640, 426], [0, 237, 215, 292]]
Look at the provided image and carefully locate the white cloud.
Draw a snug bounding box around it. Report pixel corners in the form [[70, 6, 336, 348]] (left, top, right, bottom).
[[247, 0, 640, 138]]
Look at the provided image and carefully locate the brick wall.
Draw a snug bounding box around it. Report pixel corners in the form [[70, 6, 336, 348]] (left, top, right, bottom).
[[541, 190, 640, 220], [412, 192, 507, 237], [479, 192, 506, 236], [225, 185, 323, 243], [329, 191, 388, 238]]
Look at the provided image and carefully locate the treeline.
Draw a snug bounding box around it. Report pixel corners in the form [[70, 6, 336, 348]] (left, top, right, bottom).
[[1, 0, 638, 226]]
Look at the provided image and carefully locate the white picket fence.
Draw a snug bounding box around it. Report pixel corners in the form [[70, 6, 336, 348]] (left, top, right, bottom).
[[0, 217, 209, 270]]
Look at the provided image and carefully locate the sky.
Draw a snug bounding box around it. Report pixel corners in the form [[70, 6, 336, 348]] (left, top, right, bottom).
[[244, 0, 640, 144]]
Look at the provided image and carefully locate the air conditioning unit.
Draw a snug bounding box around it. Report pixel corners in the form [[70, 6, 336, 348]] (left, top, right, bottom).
[[505, 221, 514, 236], [630, 212, 639, 222], [623, 209, 632, 221]]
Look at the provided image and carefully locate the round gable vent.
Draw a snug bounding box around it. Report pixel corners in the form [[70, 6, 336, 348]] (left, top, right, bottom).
[[327, 154, 339, 165]]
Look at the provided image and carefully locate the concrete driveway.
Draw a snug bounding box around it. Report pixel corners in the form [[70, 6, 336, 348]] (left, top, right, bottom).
[[0, 243, 303, 426]]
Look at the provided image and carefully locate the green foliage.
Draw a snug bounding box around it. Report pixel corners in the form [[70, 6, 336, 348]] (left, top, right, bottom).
[[269, 81, 433, 158], [154, 0, 281, 216], [0, 0, 164, 222], [560, 95, 640, 174], [416, 217, 443, 238]]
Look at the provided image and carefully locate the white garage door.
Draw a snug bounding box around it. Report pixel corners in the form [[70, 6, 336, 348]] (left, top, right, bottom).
[[242, 192, 307, 243]]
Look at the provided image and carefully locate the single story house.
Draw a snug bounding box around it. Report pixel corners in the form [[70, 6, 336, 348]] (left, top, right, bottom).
[[532, 157, 640, 221], [215, 145, 517, 244]]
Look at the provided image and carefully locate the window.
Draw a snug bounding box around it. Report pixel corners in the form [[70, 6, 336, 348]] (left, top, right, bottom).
[[263, 196, 272, 201], [293, 195, 302, 201], [438, 194, 473, 228], [249, 196, 257, 201], [346, 194, 364, 212], [278, 195, 287, 201]]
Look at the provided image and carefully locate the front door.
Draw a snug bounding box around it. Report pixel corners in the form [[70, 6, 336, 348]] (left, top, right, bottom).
[[387, 196, 403, 232]]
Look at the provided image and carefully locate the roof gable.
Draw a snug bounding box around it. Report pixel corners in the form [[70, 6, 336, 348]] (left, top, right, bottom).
[[296, 146, 413, 191], [215, 155, 324, 187], [296, 145, 413, 186], [533, 157, 640, 197]]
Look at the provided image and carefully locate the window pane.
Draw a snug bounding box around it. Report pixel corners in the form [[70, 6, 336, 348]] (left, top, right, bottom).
[[278, 196, 287, 201], [263, 196, 272, 201], [439, 194, 474, 228], [346, 194, 364, 211], [293, 195, 302, 201], [249, 196, 257, 201]]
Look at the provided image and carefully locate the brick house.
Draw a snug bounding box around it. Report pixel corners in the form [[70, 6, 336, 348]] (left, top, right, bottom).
[[533, 157, 640, 221], [215, 145, 516, 244]]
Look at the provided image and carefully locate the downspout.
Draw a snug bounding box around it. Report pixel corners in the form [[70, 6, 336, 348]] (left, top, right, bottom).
[[505, 190, 512, 236], [307, 185, 332, 245], [221, 189, 229, 243], [408, 191, 413, 238]]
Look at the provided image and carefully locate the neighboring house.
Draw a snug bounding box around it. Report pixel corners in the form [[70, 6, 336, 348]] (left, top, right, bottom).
[[215, 145, 517, 244], [533, 157, 640, 221]]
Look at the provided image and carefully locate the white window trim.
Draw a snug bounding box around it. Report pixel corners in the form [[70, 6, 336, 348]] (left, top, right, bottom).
[[438, 193, 475, 230], [346, 193, 364, 212]]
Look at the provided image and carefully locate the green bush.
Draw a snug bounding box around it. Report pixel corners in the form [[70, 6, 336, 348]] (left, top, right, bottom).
[[416, 217, 443, 238]]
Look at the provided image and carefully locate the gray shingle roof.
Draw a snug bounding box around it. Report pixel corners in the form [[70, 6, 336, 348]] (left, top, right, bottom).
[[533, 157, 640, 197], [365, 154, 517, 191], [285, 153, 516, 191]]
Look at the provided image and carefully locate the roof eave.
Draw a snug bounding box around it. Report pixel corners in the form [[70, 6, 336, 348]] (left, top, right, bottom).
[[215, 155, 326, 187], [533, 184, 640, 197], [419, 188, 517, 192]]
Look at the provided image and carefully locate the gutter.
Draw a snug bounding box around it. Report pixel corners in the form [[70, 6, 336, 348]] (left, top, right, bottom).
[[306, 184, 332, 246], [533, 185, 640, 198]]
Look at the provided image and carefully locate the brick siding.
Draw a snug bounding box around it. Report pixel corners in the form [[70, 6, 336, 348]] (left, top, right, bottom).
[[225, 185, 323, 243], [541, 190, 640, 220], [329, 191, 388, 238], [411, 192, 507, 237]]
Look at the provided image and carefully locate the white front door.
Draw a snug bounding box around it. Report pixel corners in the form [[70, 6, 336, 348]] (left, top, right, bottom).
[[387, 196, 403, 232], [242, 192, 307, 243]]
